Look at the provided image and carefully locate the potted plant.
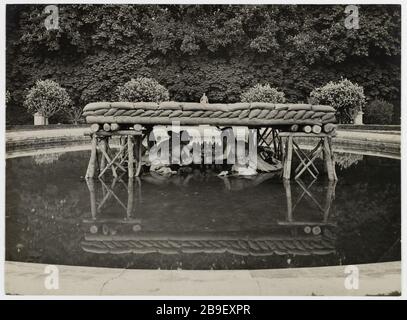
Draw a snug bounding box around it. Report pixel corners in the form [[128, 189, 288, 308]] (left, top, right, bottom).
[[24, 80, 72, 125]]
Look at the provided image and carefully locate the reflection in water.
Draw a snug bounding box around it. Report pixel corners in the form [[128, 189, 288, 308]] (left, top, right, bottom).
[[316, 151, 363, 170], [83, 175, 337, 257], [334, 152, 364, 169], [5, 151, 401, 269], [33, 152, 61, 165]]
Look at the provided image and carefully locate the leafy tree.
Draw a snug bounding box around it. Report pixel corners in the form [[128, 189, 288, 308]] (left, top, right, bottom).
[[65, 106, 84, 125], [364, 99, 394, 124]]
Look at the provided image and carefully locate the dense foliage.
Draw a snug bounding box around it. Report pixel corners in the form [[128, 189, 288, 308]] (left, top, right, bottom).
[[6, 4, 401, 124], [117, 77, 169, 102], [310, 79, 366, 123], [24, 79, 72, 119], [240, 84, 285, 103], [364, 99, 394, 124]]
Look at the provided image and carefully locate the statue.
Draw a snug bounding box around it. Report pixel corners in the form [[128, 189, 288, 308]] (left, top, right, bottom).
[[200, 93, 208, 104]]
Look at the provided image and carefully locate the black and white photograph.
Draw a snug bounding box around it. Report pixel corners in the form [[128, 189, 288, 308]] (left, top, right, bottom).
[[1, 1, 404, 301]]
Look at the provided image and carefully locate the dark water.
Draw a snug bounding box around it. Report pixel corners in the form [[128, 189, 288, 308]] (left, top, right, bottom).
[[6, 150, 401, 270]]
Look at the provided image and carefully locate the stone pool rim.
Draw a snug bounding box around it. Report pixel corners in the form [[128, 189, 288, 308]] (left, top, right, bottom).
[[6, 126, 401, 160], [5, 127, 402, 296], [4, 261, 401, 296]]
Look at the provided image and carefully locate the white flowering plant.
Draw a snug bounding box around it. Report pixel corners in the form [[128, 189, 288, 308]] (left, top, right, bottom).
[[117, 77, 170, 103], [240, 84, 286, 103], [310, 79, 366, 123]]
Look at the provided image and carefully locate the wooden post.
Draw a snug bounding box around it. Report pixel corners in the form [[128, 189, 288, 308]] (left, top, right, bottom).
[[256, 128, 261, 146], [272, 129, 278, 158], [127, 177, 134, 219], [277, 134, 283, 160], [86, 178, 97, 220], [99, 137, 107, 173], [128, 136, 135, 177], [85, 134, 98, 178], [328, 137, 338, 181], [323, 180, 337, 222], [134, 135, 143, 177], [283, 179, 293, 222], [283, 136, 293, 179], [322, 139, 327, 173], [323, 137, 335, 181]]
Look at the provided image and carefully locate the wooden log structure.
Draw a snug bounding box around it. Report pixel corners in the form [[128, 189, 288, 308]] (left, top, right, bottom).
[[90, 123, 100, 133], [290, 124, 299, 132], [302, 125, 312, 133], [84, 129, 144, 179], [110, 123, 121, 131], [312, 125, 322, 134], [83, 102, 337, 181], [279, 132, 337, 181], [103, 123, 111, 132], [83, 102, 337, 128]]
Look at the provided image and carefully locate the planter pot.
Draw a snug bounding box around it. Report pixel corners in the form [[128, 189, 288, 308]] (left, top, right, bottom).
[[354, 111, 364, 125], [34, 112, 49, 126]]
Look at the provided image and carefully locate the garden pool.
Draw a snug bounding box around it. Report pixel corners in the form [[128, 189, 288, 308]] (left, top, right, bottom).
[[6, 149, 401, 270]]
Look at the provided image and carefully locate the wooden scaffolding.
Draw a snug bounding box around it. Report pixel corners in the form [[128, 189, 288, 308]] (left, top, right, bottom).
[[85, 129, 144, 179], [85, 126, 337, 182], [279, 132, 337, 181]]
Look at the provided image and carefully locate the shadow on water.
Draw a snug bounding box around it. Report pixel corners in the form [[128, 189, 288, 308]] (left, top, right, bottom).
[[5, 150, 401, 270]]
